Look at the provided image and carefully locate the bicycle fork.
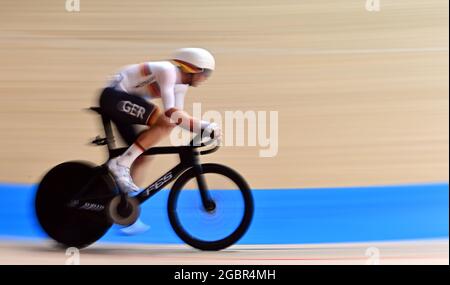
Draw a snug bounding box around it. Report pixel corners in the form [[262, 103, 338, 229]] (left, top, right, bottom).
[[193, 164, 216, 212]]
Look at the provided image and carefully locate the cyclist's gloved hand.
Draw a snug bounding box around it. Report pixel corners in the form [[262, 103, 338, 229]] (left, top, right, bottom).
[[202, 122, 222, 144]]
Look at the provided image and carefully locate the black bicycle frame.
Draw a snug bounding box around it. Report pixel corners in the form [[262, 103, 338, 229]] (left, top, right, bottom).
[[134, 146, 208, 204], [91, 107, 216, 208]]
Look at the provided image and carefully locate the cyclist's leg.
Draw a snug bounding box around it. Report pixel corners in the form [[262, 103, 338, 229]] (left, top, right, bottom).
[[135, 112, 174, 148], [129, 112, 176, 185], [114, 121, 141, 146], [112, 121, 151, 186], [99, 87, 159, 133], [99, 87, 161, 192]]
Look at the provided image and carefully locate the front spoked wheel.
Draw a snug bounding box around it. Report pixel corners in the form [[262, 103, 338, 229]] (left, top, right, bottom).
[[168, 163, 254, 251]]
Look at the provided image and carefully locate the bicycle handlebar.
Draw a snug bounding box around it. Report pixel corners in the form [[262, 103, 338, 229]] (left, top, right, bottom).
[[189, 131, 220, 155]]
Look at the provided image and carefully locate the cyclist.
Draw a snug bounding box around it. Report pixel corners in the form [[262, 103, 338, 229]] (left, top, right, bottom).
[[99, 48, 221, 196]]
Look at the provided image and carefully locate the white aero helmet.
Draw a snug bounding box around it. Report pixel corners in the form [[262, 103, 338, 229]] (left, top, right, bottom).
[[172, 48, 215, 73]]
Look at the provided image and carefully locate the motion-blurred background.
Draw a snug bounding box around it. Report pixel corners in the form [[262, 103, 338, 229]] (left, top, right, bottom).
[[0, 0, 448, 188], [0, 0, 448, 264]]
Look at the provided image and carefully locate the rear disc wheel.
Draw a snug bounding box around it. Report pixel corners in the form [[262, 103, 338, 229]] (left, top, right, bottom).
[[35, 161, 115, 249]]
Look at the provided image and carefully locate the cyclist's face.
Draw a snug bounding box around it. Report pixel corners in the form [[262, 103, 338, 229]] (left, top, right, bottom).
[[190, 70, 212, 87]]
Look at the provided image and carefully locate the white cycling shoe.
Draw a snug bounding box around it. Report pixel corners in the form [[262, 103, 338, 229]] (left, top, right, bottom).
[[118, 218, 150, 236], [107, 158, 149, 235], [107, 158, 141, 194]]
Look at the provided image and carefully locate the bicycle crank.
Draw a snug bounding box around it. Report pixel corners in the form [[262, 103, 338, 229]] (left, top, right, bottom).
[[107, 195, 140, 226]]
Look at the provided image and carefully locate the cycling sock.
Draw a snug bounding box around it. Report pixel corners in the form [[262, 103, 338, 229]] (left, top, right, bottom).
[[117, 143, 144, 168]]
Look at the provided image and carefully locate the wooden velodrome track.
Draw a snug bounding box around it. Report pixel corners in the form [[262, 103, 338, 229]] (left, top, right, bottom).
[[0, 240, 448, 265], [0, 0, 448, 264]]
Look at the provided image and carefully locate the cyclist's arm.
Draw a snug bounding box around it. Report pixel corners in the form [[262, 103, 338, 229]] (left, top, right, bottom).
[[174, 85, 187, 109], [157, 68, 208, 133], [164, 86, 208, 133], [170, 85, 210, 132], [165, 108, 208, 133]]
